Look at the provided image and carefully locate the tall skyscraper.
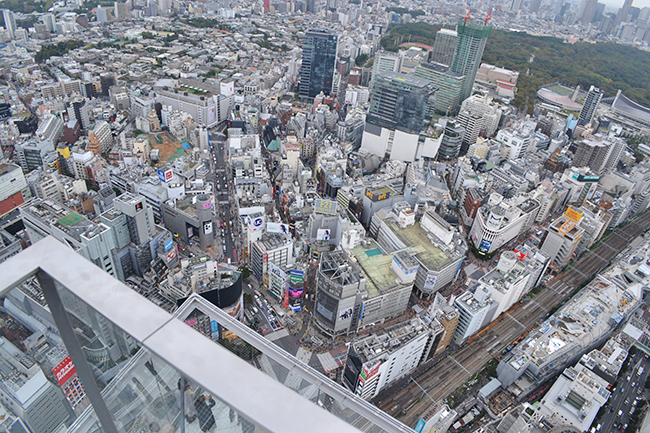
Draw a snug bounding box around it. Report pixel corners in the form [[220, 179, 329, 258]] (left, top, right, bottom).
[[529, 0, 542, 13], [305, 0, 316, 12], [367, 71, 434, 135], [577, 85, 604, 126], [430, 28, 458, 66], [299, 29, 338, 101], [581, 0, 598, 23], [2, 9, 16, 39], [451, 19, 492, 103], [370, 51, 403, 88], [614, 0, 633, 27]]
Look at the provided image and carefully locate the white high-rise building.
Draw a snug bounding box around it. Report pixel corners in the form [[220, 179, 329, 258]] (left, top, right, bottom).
[[457, 94, 501, 147], [2, 9, 16, 39]]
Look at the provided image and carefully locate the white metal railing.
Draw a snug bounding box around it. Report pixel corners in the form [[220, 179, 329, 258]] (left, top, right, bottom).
[[0, 237, 415, 433]]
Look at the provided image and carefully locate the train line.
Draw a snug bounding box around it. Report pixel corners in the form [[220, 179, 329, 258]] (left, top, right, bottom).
[[375, 210, 650, 428]]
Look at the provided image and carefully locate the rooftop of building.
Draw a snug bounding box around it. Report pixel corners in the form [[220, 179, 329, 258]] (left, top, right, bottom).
[[0, 163, 20, 177], [505, 256, 644, 372], [22, 199, 109, 243], [384, 218, 458, 271], [375, 71, 434, 90], [350, 239, 410, 299], [254, 232, 292, 252], [455, 287, 493, 313], [351, 317, 441, 363], [481, 262, 530, 295], [538, 363, 610, 432], [320, 250, 361, 287], [419, 62, 463, 78], [612, 92, 650, 124]]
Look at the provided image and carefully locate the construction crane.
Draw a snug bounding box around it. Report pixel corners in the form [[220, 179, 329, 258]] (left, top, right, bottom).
[[484, 9, 493, 25], [464, 9, 472, 23]]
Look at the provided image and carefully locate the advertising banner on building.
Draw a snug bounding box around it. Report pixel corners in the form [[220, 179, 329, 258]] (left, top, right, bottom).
[[158, 169, 173, 183], [248, 215, 265, 232], [267, 222, 289, 235], [423, 274, 438, 290], [203, 221, 213, 235], [365, 188, 390, 202], [316, 229, 331, 241], [314, 199, 337, 215], [479, 239, 492, 252], [514, 249, 527, 261], [289, 269, 304, 284], [167, 246, 177, 262], [164, 237, 173, 251], [338, 307, 353, 321], [53, 356, 76, 387]]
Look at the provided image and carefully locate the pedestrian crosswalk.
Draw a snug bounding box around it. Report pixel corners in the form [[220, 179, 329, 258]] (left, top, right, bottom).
[[316, 352, 339, 373], [265, 328, 289, 341]]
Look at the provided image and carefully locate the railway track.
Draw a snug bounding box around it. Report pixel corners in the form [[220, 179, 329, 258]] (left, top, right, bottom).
[[375, 210, 650, 428]]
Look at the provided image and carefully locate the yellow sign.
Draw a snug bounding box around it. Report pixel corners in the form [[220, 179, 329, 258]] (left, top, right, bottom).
[[565, 206, 583, 222], [57, 147, 70, 158]]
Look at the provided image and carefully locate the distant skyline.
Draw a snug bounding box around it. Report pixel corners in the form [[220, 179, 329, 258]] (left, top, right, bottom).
[[600, 0, 650, 10]]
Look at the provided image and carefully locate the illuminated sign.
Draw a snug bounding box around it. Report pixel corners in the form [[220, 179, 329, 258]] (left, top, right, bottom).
[[164, 238, 173, 251], [479, 239, 492, 252], [202, 202, 211, 208], [135, 202, 143, 212], [167, 247, 176, 262], [290, 269, 304, 284], [314, 199, 337, 215], [53, 356, 76, 386], [365, 188, 390, 202]]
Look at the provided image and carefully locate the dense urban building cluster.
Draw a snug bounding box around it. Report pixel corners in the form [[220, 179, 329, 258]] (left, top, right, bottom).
[[0, 0, 650, 432]]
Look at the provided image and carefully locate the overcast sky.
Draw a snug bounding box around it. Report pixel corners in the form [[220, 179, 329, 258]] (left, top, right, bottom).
[[600, 0, 650, 10]]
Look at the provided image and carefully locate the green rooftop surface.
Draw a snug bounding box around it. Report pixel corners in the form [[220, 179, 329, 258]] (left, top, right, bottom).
[[385, 219, 453, 271], [351, 239, 405, 299], [58, 212, 83, 226]]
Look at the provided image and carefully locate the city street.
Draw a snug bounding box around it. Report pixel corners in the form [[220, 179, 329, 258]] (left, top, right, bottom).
[[599, 352, 649, 432], [209, 130, 238, 266]]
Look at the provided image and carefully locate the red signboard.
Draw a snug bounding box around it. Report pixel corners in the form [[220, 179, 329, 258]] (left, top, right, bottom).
[[53, 356, 76, 386], [514, 249, 527, 261]]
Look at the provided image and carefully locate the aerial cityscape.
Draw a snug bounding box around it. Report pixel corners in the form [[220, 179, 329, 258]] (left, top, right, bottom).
[[0, 0, 650, 431]]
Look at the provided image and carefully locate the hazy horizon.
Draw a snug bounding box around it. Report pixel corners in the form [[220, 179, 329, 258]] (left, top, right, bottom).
[[600, 0, 650, 10]]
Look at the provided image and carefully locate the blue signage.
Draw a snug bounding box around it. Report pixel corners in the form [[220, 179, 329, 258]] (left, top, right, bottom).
[[414, 419, 426, 433], [164, 238, 173, 251], [158, 169, 165, 182], [254, 218, 263, 227], [479, 239, 492, 252]]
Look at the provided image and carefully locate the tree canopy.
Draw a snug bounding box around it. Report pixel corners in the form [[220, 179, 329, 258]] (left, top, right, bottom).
[[35, 40, 85, 63], [382, 23, 650, 114]]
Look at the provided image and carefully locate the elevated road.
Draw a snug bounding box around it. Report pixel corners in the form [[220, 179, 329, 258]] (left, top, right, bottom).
[[375, 211, 650, 428]]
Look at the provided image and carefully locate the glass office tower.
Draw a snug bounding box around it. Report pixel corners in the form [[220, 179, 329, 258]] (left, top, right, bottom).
[[451, 20, 492, 103], [299, 29, 339, 101]]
